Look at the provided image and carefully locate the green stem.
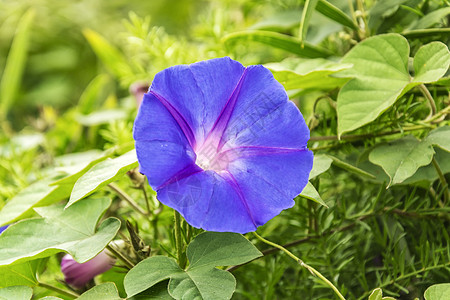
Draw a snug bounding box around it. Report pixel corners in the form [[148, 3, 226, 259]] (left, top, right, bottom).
[[252, 232, 346, 300], [419, 84, 437, 119], [108, 183, 148, 216], [310, 125, 430, 142], [431, 157, 449, 204], [402, 28, 450, 38], [347, 0, 358, 28], [106, 245, 135, 269], [174, 210, 186, 268], [426, 104, 450, 123], [141, 184, 152, 215], [356, 0, 369, 37], [38, 282, 80, 299]]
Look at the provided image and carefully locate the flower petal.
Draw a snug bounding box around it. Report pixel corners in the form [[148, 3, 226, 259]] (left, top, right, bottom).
[[150, 57, 245, 145], [227, 149, 313, 226], [133, 93, 197, 189], [221, 65, 310, 150], [157, 170, 258, 233]]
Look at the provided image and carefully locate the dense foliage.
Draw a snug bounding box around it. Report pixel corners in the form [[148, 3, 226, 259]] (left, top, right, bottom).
[[0, 0, 449, 299]]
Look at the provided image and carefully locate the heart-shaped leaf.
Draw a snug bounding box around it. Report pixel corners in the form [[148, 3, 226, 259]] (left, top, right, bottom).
[[337, 34, 450, 136], [424, 126, 450, 152], [368, 136, 435, 186], [0, 260, 41, 288], [424, 283, 450, 300], [0, 286, 32, 300], [412, 42, 450, 83], [124, 232, 262, 299], [0, 197, 120, 266], [337, 34, 410, 137]]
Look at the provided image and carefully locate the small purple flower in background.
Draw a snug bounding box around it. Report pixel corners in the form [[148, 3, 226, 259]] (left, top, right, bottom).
[[61, 251, 115, 288], [130, 82, 150, 107], [133, 57, 313, 233], [0, 225, 8, 235]]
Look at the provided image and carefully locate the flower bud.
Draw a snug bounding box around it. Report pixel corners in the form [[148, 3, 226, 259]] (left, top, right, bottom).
[[129, 82, 149, 107], [60, 250, 115, 288]]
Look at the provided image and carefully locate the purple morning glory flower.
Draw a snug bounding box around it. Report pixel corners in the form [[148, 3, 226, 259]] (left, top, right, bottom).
[[133, 57, 313, 233], [61, 251, 115, 288], [0, 225, 8, 235]]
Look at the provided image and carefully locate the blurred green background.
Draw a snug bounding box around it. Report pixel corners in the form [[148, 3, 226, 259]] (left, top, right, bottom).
[[1, 1, 449, 299]]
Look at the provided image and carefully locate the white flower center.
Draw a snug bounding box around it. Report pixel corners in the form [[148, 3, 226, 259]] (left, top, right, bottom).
[[195, 141, 232, 172]]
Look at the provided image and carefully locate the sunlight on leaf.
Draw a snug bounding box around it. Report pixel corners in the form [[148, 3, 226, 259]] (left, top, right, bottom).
[[424, 283, 450, 300], [67, 150, 138, 207], [0, 286, 32, 300], [0, 197, 120, 266]]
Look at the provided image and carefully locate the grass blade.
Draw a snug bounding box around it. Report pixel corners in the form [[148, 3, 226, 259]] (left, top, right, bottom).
[[299, 0, 319, 45], [222, 30, 333, 58], [0, 9, 35, 120], [316, 0, 358, 30]]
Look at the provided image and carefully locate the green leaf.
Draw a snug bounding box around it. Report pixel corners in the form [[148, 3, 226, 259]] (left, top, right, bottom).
[[412, 42, 450, 83], [0, 261, 40, 288], [424, 126, 450, 152], [368, 288, 382, 300], [67, 150, 138, 207], [128, 281, 173, 300], [299, 0, 319, 44], [337, 34, 450, 136], [337, 34, 410, 137], [51, 151, 109, 187], [78, 283, 122, 300], [0, 9, 34, 119], [266, 58, 351, 91], [424, 283, 450, 300], [368, 0, 407, 31], [407, 7, 450, 30], [403, 148, 450, 186], [98, 266, 127, 298], [328, 155, 376, 179], [0, 177, 72, 226], [222, 30, 333, 58], [124, 232, 262, 299], [78, 74, 110, 115], [83, 29, 133, 81], [0, 286, 32, 300], [0, 197, 120, 266], [316, 0, 358, 30], [368, 136, 435, 186], [402, 28, 450, 39], [309, 154, 333, 179], [299, 182, 328, 207]]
